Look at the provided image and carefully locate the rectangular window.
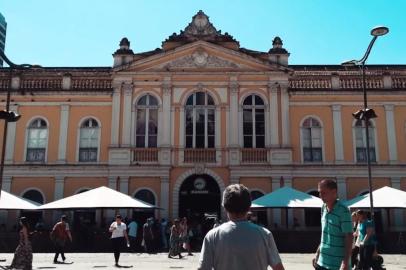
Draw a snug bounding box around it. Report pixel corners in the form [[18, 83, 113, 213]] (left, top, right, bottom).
[[356, 147, 376, 163], [79, 148, 98, 162], [26, 148, 46, 162]]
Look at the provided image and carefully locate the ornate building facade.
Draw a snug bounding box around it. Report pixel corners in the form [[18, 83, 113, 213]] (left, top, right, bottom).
[[1, 11, 405, 230]]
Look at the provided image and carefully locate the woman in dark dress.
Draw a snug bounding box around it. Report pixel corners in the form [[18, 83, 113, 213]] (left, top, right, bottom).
[[10, 217, 33, 270]]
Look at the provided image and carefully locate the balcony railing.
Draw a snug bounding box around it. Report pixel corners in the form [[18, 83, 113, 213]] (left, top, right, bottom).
[[184, 148, 216, 163], [133, 148, 159, 163], [241, 148, 267, 163]]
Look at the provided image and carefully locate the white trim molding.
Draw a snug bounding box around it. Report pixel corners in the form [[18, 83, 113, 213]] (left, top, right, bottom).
[[384, 104, 398, 163], [331, 105, 344, 163], [57, 104, 70, 163]]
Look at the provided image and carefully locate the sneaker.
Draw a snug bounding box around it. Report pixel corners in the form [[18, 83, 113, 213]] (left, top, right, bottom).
[[188, 253, 193, 256]]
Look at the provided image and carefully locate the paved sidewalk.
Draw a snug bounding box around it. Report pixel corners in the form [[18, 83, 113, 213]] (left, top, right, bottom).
[[0, 252, 405, 269]]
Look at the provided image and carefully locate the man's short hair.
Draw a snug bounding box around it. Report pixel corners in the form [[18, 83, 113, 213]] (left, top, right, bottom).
[[319, 179, 337, 190], [222, 184, 251, 214], [61, 215, 67, 222]]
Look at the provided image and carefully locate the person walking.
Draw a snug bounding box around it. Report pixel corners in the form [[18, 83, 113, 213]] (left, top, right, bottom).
[[313, 179, 353, 270], [160, 218, 169, 251], [10, 217, 32, 270], [127, 218, 138, 252], [180, 217, 193, 255], [109, 215, 130, 267], [351, 211, 361, 269], [168, 219, 183, 259], [198, 184, 285, 270], [142, 218, 154, 253], [51, 215, 72, 264], [356, 210, 376, 270]]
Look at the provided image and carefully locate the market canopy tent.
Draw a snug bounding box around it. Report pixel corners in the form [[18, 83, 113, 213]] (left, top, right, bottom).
[[345, 186, 406, 209], [0, 190, 41, 210], [38, 186, 157, 210], [251, 186, 323, 209]]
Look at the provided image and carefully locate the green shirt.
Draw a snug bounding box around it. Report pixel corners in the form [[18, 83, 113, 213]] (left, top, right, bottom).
[[317, 200, 353, 269]]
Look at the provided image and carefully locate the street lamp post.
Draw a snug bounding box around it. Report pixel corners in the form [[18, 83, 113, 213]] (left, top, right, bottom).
[[0, 51, 39, 198], [342, 26, 389, 221]]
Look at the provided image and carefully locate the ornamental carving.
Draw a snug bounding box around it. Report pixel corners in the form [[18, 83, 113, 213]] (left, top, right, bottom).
[[165, 54, 239, 69]]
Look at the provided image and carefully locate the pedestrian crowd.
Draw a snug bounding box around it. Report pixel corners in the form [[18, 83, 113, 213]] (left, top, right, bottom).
[[5, 180, 386, 270]]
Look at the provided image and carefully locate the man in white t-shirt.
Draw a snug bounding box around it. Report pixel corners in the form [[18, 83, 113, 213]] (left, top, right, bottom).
[[109, 215, 129, 267], [198, 184, 285, 270]]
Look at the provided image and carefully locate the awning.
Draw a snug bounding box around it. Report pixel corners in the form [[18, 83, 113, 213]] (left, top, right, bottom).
[[38, 186, 157, 210], [345, 186, 406, 209], [0, 190, 41, 210], [251, 186, 323, 209]]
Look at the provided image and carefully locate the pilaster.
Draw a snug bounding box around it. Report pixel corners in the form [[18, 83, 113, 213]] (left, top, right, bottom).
[[268, 82, 279, 146], [332, 105, 344, 163], [283, 177, 293, 227], [160, 177, 170, 219], [391, 177, 404, 227], [122, 83, 133, 146], [229, 78, 240, 165], [271, 178, 281, 227], [5, 105, 18, 164], [336, 177, 347, 200], [384, 104, 398, 163], [280, 82, 290, 146], [57, 104, 70, 163], [111, 87, 121, 146]]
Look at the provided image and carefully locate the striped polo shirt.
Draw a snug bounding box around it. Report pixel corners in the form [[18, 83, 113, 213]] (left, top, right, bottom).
[[317, 200, 353, 269]]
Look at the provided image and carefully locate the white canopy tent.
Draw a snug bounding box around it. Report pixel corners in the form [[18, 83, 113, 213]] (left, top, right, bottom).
[[345, 186, 406, 209], [0, 190, 41, 210], [251, 186, 323, 209], [38, 186, 157, 210]]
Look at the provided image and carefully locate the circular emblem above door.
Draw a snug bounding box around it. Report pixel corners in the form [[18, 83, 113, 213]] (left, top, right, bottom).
[[194, 177, 206, 190]]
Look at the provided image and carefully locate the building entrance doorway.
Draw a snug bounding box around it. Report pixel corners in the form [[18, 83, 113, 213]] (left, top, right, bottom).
[[179, 174, 221, 246]]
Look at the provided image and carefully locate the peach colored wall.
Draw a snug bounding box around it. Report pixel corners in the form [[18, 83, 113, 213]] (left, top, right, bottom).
[[11, 177, 55, 203], [290, 106, 335, 162], [129, 177, 161, 203], [394, 107, 406, 162], [239, 177, 272, 194], [66, 106, 112, 162], [292, 177, 324, 193], [346, 177, 390, 199], [14, 106, 60, 162], [64, 177, 108, 196]]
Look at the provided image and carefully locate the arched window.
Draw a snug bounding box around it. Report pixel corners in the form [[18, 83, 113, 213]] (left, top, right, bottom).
[[243, 95, 265, 148], [22, 189, 44, 204], [301, 117, 322, 162], [79, 118, 100, 162], [354, 119, 376, 162], [134, 189, 156, 205], [305, 191, 321, 227], [185, 92, 215, 148], [26, 118, 48, 162], [135, 95, 158, 148]]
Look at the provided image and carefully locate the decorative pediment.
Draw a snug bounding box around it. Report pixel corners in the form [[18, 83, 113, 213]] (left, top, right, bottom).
[[163, 51, 240, 70]]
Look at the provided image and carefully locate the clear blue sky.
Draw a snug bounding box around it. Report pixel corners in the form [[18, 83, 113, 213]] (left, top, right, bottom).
[[1, 0, 405, 67]]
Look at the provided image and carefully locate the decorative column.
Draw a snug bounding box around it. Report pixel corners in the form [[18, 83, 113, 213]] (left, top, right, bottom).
[[119, 176, 130, 217], [271, 178, 281, 227], [121, 83, 133, 146], [5, 105, 18, 163], [336, 177, 347, 200], [111, 86, 121, 146], [283, 177, 294, 228], [178, 107, 185, 164], [268, 82, 279, 146], [0, 176, 12, 225], [53, 176, 65, 221], [384, 105, 398, 163], [391, 177, 404, 228], [280, 82, 290, 147], [332, 105, 344, 163], [160, 177, 170, 219], [57, 104, 70, 163], [107, 177, 117, 218], [215, 106, 221, 164], [228, 79, 240, 165], [160, 81, 172, 165]]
